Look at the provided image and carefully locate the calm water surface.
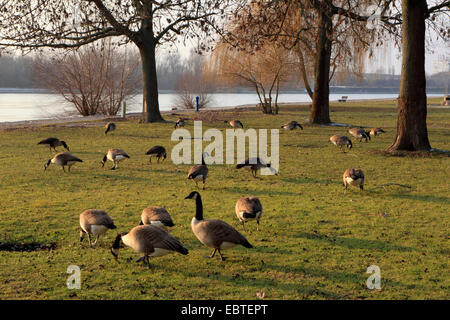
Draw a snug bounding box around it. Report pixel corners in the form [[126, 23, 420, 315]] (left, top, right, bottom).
[[0, 91, 442, 123]]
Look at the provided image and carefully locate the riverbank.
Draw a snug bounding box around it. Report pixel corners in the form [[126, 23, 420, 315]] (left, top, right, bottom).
[[0, 97, 447, 130]]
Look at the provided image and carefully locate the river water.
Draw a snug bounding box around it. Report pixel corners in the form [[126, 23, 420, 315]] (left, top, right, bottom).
[[0, 90, 443, 123]]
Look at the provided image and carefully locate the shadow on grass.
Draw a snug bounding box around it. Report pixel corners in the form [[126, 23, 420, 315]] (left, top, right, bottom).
[[118, 134, 162, 139], [282, 177, 334, 185], [389, 193, 449, 204], [192, 271, 347, 299], [295, 232, 414, 252], [262, 263, 414, 291], [95, 173, 150, 182], [226, 187, 299, 197]]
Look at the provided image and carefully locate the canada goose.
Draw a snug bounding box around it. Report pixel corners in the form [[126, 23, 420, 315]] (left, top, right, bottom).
[[104, 122, 116, 135], [281, 121, 303, 130], [369, 128, 386, 137], [330, 134, 352, 152], [101, 148, 130, 170], [38, 137, 70, 152], [184, 191, 252, 261], [226, 120, 244, 128], [79, 209, 117, 247], [145, 146, 167, 163], [187, 152, 209, 190], [174, 118, 185, 129], [236, 157, 277, 178], [235, 197, 263, 231], [140, 206, 175, 229], [44, 152, 82, 172], [348, 127, 370, 142], [343, 168, 364, 195], [110, 225, 188, 268]]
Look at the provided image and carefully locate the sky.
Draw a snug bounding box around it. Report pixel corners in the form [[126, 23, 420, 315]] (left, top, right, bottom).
[[173, 29, 449, 76], [363, 38, 450, 75]]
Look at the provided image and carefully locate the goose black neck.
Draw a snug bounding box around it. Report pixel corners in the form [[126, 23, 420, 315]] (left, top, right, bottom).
[[112, 234, 122, 249], [201, 155, 206, 165], [194, 195, 204, 220]]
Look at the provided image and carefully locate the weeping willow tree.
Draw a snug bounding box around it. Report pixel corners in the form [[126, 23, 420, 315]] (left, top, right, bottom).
[[217, 0, 380, 124], [208, 41, 296, 114]]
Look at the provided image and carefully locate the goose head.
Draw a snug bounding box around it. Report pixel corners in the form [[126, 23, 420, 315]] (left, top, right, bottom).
[[110, 232, 128, 260], [44, 159, 52, 171], [184, 191, 200, 200], [61, 141, 70, 151]]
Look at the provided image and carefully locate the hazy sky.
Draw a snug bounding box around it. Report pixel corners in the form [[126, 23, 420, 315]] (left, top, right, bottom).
[[364, 38, 449, 75], [173, 29, 449, 76]]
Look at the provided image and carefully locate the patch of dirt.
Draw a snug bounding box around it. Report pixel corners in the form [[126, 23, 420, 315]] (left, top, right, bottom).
[[0, 241, 57, 252]]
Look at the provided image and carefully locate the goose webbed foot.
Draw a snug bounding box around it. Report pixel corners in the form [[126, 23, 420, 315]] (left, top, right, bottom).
[[205, 249, 217, 259], [218, 250, 226, 261]]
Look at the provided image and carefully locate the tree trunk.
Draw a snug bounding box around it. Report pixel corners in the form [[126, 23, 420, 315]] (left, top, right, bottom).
[[139, 43, 163, 123], [387, 0, 431, 151], [310, 6, 332, 124]]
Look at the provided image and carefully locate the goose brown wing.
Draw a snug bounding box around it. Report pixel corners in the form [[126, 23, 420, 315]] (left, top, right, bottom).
[[38, 137, 59, 145], [146, 146, 165, 155], [204, 219, 251, 247], [237, 197, 262, 214], [58, 152, 82, 163], [114, 149, 130, 158], [188, 165, 207, 179], [82, 210, 115, 228], [138, 226, 187, 254], [142, 207, 174, 226]]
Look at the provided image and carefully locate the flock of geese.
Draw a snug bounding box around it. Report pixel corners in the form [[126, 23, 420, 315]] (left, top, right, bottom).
[[36, 119, 385, 268]]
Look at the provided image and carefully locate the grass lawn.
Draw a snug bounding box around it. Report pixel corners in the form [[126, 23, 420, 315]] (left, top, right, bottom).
[[0, 98, 448, 300]]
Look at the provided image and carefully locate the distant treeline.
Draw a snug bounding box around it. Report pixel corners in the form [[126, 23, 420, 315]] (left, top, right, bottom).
[[0, 54, 447, 90]]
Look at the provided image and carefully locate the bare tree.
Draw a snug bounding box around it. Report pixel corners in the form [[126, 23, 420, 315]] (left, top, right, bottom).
[[33, 41, 140, 116], [173, 52, 216, 110], [209, 42, 296, 114], [0, 0, 239, 123]]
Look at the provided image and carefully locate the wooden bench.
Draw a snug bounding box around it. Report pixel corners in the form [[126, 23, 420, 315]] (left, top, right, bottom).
[[338, 96, 348, 102]]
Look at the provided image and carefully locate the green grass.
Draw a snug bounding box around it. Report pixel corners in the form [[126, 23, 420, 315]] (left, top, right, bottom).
[[0, 98, 448, 300]]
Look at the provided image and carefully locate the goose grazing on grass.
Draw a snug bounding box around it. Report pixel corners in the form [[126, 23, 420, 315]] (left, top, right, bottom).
[[174, 118, 185, 128], [184, 191, 253, 261], [44, 152, 82, 172], [281, 121, 303, 130], [187, 152, 209, 190], [79, 209, 117, 247], [110, 225, 188, 268], [330, 134, 352, 152], [369, 128, 385, 137], [140, 206, 175, 229], [236, 157, 277, 178], [227, 120, 244, 128], [101, 148, 130, 170], [104, 122, 116, 135], [38, 137, 70, 152], [145, 146, 167, 163], [348, 127, 370, 142], [235, 197, 263, 231], [343, 168, 364, 195]]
